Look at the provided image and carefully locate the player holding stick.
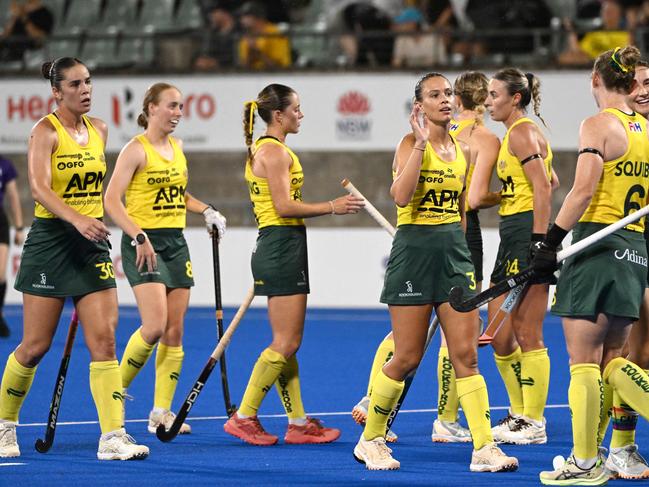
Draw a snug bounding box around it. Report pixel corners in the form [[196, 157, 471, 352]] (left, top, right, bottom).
[[481, 68, 556, 445], [0, 57, 148, 460], [105, 82, 226, 435], [353, 72, 517, 472], [223, 83, 363, 446], [533, 45, 649, 485]]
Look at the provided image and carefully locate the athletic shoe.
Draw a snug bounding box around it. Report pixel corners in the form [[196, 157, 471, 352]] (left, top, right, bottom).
[[351, 395, 370, 425], [284, 417, 340, 444], [539, 454, 608, 485], [97, 428, 149, 460], [223, 413, 278, 446], [497, 417, 547, 445], [431, 418, 472, 443], [353, 435, 400, 470], [351, 395, 398, 442], [470, 442, 519, 472], [0, 316, 9, 338], [605, 444, 649, 480], [491, 411, 521, 443], [147, 409, 191, 435], [0, 421, 19, 458]]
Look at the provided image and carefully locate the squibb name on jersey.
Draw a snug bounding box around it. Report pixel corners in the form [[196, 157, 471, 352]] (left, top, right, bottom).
[[614, 160, 649, 177]]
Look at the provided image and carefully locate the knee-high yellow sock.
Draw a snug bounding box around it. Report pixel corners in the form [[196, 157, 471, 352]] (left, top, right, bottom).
[[89, 360, 123, 434], [363, 370, 404, 440], [457, 374, 493, 450], [610, 390, 638, 449], [0, 353, 37, 422], [154, 343, 184, 411], [366, 337, 394, 397], [274, 355, 306, 420], [569, 364, 602, 461], [119, 328, 155, 389], [597, 380, 613, 446], [603, 358, 649, 422], [437, 346, 459, 422], [520, 348, 550, 421], [238, 348, 287, 417], [494, 347, 524, 416]]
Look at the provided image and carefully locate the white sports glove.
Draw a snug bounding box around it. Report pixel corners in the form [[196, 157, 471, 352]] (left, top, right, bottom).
[[203, 205, 226, 240]]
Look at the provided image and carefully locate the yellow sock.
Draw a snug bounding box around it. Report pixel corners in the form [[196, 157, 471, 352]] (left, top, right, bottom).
[[274, 355, 306, 420], [597, 380, 613, 446], [520, 348, 550, 421], [457, 374, 493, 450], [494, 347, 524, 416], [119, 328, 155, 389], [603, 358, 649, 421], [363, 370, 404, 440], [89, 360, 123, 434], [569, 364, 602, 461], [0, 353, 37, 422], [154, 343, 184, 411], [238, 348, 287, 417], [610, 390, 638, 449], [366, 336, 394, 397], [437, 346, 459, 422]]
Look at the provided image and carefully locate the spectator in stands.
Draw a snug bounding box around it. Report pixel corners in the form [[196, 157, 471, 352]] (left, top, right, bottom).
[[194, 1, 238, 71], [339, 2, 393, 66], [391, 7, 447, 68], [237, 1, 292, 70], [558, 0, 630, 66], [0, 0, 53, 63]]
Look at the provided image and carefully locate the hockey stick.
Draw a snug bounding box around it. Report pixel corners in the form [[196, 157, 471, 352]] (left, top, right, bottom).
[[342, 178, 440, 430], [477, 282, 527, 347], [211, 229, 236, 417], [156, 287, 255, 442], [35, 309, 79, 453], [450, 203, 649, 312]]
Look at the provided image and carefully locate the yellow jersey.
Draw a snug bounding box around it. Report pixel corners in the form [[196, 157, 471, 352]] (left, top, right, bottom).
[[496, 117, 552, 216], [124, 134, 188, 229], [245, 136, 304, 229], [580, 109, 649, 232], [36, 114, 106, 219], [396, 137, 467, 226], [450, 118, 477, 211]]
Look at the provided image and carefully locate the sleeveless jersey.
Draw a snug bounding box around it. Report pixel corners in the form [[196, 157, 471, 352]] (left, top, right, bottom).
[[450, 118, 478, 211], [396, 136, 467, 226], [245, 136, 304, 229], [580, 109, 649, 232], [35, 114, 106, 219], [125, 134, 188, 229], [496, 117, 552, 216]]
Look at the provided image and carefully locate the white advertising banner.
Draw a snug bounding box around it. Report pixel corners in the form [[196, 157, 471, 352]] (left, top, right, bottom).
[[1, 71, 593, 153], [4, 227, 508, 309]]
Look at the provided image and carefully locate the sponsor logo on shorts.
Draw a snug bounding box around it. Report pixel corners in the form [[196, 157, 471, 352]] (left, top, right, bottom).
[[399, 280, 422, 297], [620, 363, 649, 393], [32, 273, 54, 290], [613, 248, 648, 267]]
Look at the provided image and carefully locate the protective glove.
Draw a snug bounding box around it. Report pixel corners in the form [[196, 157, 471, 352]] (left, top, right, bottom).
[[203, 205, 226, 240]]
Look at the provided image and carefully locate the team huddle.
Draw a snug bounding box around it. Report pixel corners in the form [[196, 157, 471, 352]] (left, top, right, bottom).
[[0, 45, 648, 486]]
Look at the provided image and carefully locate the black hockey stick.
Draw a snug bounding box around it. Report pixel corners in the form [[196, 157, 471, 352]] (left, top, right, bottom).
[[35, 310, 79, 453], [211, 228, 236, 417], [450, 203, 649, 312], [156, 288, 254, 442]]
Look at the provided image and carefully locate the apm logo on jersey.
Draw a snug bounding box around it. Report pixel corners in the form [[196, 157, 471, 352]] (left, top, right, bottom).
[[152, 185, 186, 211], [63, 171, 105, 198], [416, 189, 459, 215], [335, 91, 372, 141], [629, 121, 643, 132]]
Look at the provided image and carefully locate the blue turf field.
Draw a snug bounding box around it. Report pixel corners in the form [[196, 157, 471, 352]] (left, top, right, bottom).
[[0, 304, 646, 486]]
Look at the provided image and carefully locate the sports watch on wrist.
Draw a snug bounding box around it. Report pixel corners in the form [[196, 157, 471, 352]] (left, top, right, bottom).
[[131, 232, 147, 246]]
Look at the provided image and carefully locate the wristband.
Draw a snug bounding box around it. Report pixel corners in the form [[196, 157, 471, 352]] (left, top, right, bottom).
[[328, 200, 335, 214], [545, 223, 568, 249], [413, 145, 426, 152]]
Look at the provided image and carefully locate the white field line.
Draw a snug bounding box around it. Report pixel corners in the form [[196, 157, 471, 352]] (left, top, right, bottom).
[[16, 403, 569, 428]]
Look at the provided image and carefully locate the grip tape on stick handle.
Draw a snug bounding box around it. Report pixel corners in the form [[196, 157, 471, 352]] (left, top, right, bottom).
[[341, 178, 396, 237]]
